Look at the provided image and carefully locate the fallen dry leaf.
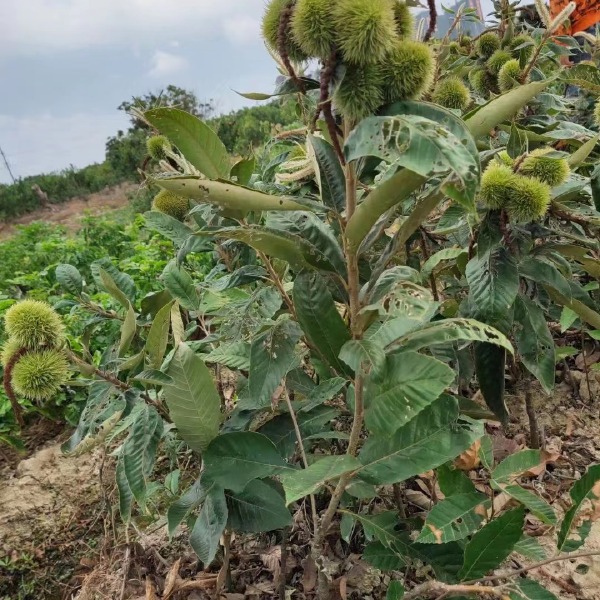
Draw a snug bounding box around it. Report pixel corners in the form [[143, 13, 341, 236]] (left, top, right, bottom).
[[261, 546, 282, 584], [454, 439, 481, 471], [145, 578, 159, 600], [302, 556, 318, 592], [162, 558, 180, 598], [523, 450, 561, 477]]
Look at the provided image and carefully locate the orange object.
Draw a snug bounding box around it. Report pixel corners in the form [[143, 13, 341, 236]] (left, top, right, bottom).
[[550, 0, 600, 34]]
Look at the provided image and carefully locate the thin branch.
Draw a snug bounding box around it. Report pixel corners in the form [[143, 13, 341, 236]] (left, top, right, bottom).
[[283, 388, 319, 533], [404, 582, 505, 600], [423, 0, 437, 42], [257, 250, 296, 319], [215, 530, 232, 596], [277, 1, 305, 94]]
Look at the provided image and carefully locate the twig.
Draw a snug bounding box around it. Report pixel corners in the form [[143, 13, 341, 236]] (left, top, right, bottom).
[[257, 250, 296, 319], [119, 545, 132, 600], [404, 582, 505, 599], [277, 1, 305, 94], [283, 388, 319, 533], [312, 51, 337, 132], [423, 0, 437, 42], [525, 390, 541, 449], [215, 530, 232, 597], [279, 526, 290, 600]]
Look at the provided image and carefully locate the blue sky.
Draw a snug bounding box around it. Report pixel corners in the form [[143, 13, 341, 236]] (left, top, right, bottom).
[[0, 0, 495, 184]]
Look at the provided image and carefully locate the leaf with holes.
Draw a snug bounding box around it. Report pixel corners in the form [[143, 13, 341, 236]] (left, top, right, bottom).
[[204, 342, 251, 370], [359, 395, 484, 485], [365, 354, 455, 436], [417, 493, 490, 544], [248, 318, 302, 408]]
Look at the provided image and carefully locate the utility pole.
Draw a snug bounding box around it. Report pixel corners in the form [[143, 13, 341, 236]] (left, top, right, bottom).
[[0, 145, 16, 183]]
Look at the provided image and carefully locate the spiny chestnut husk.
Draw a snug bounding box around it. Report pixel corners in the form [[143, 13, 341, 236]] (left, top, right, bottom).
[[505, 174, 551, 223], [4, 300, 65, 350], [262, 0, 309, 62], [498, 59, 526, 92], [11, 349, 70, 402], [146, 135, 172, 161], [334, 62, 384, 122], [479, 163, 516, 210], [508, 34, 535, 61], [475, 32, 500, 59], [393, 0, 414, 39], [519, 147, 570, 187], [381, 40, 434, 103], [291, 0, 336, 58], [333, 0, 398, 65], [486, 49, 512, 74], [152, 190, 190, 221], [432, 77, 470, 111]]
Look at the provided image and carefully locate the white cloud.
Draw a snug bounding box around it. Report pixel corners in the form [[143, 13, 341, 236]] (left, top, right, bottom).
[[223, 16, 261, 45], [0, 113, 129, 183], [0, 0, 266, 55], [148, 50, 188, 78]]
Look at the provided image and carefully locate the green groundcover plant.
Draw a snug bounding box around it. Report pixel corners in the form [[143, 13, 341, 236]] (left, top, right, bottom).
[[3, 0, 600, 598]]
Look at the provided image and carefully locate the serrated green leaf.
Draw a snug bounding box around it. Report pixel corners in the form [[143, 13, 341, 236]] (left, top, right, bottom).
[[92, 259, 136, 303], [145, 108, 230, 179], [248, 318, 302, 409], [386, 581, 405, 599], [118, 303, 137, 357], [391, 318, 513, 354], [358, 395, 484, 485], [167, 476, 206, 537], [163, 342, 221, 454], [514, 535, 547, 561], [133, 369, 174, 386], [280, 455, 360, 505], [417, 493, 489, 544], [475, 342, 508, 423], [116, 457, 133, 523], [365, 354, 455, 436], [56, 264, 83, 295], [339, 338, 386, 373], [202, 432, 291, 493], [143, 211, 195, 247], [204, 342, 251, 370], [514, 296, 555, 393], [309, 135, 346, 213], [189, 484, 228, 566], [510, 578, 558, 600], [293, 271, 351, 374], [145, 300, 174, 369], [558, 463, 600, 551], [161, 260, 200, 311], [498, 484, 556, 525], [459, 506, 525, 580], [492, 450, 542, 482], [122, 405, 163, 509], [226, 479, 291, 533], [98, 268, 131, 310], [363, 542, 406, 571], [437, 464, 477, 496], [345, 114, 479, 210]]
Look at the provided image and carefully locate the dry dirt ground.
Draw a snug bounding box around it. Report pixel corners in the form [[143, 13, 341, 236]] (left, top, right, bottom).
[[2, 382, 600, 600], [0, 182, 139, 240]]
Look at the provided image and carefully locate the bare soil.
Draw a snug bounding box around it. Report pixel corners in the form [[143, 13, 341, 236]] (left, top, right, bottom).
[[0, 182, 139, 240], [2, 379, 600, 599]]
